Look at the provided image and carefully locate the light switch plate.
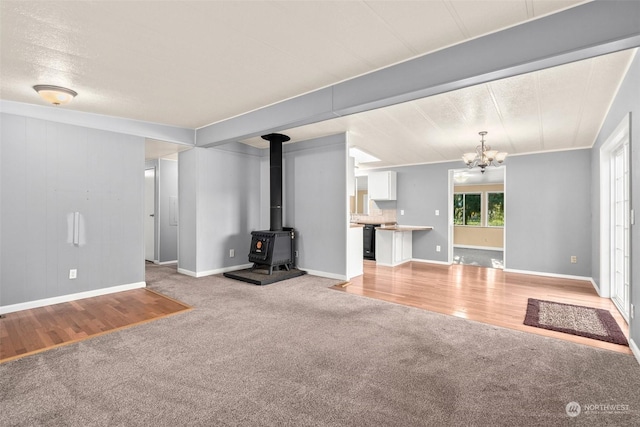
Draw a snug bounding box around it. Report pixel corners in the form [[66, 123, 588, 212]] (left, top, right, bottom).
[[69, 269, 77, 279], [435, 210, 439, 216]]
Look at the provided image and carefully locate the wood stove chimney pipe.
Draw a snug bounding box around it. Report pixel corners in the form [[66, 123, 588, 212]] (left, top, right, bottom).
[[261, 133, 290, 231]]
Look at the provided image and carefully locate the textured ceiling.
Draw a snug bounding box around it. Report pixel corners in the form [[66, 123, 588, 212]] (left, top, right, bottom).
[[241, 49, 636, 168], [2, 0, 631, 168], [1, 0, 586, 129]]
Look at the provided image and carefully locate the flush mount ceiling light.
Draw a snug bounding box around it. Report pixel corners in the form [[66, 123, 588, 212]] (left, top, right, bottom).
[[33, 85, 78, 105], [462, 131, 507, 173]]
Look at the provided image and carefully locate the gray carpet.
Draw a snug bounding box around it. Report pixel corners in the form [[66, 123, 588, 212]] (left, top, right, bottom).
[[1, 264, 639, 426], [453, 247, 504, 269]]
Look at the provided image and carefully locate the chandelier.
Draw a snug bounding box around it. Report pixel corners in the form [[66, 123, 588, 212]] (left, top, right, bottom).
[[462, 131, 507, 173]]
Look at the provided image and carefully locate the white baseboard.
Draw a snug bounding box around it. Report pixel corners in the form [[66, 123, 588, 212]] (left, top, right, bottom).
[[177, 263, 253, 278], [630, 338, 640, 366], [177, 268, 197, 277], [589, 278, 602, 296], [177, 264, 348, 281], [375, 259, 412, 268], [0, 281, 146, 315], [156, 260, 178, 265], [454, 244, 504, 251], [300, 268, 347, 281], [411, 258, 452, 266], [503, 268, 592, 282]]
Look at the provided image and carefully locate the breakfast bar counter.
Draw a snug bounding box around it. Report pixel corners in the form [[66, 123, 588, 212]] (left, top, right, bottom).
[[376, 226, 432, 267]]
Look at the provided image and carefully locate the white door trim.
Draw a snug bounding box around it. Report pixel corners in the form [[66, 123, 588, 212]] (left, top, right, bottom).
[[599, 113, 630, 302], [448, 167, 506, 267], [144, 167, 157, 262]]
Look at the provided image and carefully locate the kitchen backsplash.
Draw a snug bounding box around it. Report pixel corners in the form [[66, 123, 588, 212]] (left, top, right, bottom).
[[351, 200, 397, 224]]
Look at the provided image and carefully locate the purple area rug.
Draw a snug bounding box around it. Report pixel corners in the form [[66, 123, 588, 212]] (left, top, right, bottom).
[[524, 298, 628, 346]]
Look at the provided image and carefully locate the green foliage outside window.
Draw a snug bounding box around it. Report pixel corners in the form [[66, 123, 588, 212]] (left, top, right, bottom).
[[453, 192, 504, 227], [488, 193, 505, 226], [454, 193, 481, 226], [464, 194, 481, 225], [454, 194, 464, 225]]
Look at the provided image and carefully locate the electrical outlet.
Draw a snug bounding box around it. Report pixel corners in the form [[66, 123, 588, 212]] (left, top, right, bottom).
[[435, 210, 440, 216], [436, 245, 441, 252], [229, 249, 235, 258], [631, 304, 635, 320], [295, 250, 299, 257], [570, 256, 577, 264], [400, 210, 405, 215], [69, 269, 77, 279]]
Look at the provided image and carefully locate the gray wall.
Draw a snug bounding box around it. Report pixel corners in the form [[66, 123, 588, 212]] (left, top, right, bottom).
[[178, 144, 262, 275], [506, 149, 591, 276], [158, 159, 178, 263], [380, 148, 592, 276], [590, 51, 640, 348], [177, 149, 198, 273], [0, 113, 145, 307], [178, 134, 348, 278], [276, 134, 347, 276], [392, 162, 453, 262]]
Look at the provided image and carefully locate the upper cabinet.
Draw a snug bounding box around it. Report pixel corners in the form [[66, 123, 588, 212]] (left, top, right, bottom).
[[369, 171, 397, 200]]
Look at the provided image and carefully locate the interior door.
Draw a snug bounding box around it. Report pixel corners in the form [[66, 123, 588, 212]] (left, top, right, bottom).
[[611, 141, 630, 321], [144, 168, 156, 262]]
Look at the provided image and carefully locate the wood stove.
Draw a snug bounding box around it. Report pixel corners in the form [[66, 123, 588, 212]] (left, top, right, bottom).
[[248, 133, 296, 274]]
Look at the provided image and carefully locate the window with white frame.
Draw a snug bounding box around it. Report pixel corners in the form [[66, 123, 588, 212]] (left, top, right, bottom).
[[454, 193, 481, 226], [453, 191, 504, 227]]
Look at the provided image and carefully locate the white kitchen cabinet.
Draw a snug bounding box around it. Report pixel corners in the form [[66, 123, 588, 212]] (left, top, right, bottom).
[[347, 225, 364, 279], [368, 171, 396, 200], [376, 229, 412, 267]]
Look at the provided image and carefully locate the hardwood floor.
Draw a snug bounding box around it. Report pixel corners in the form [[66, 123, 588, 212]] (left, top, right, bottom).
[[0, 288, 191, 363], [333, 260, 631, 354], [1, 261, 630, 363]]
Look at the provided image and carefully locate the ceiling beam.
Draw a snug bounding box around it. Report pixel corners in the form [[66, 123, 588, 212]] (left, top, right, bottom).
[[0, 100, 195, 146], [196, 87, 336, 149], [195, 0, 640, 148]]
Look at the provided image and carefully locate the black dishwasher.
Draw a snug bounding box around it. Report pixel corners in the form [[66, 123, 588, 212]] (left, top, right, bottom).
[[363, 224, 380, 260]]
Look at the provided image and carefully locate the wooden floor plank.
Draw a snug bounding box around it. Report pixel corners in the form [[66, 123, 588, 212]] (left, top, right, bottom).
[[333, 261, 631, 355], [2, 263, 629, 363], [0, 288, 191, 363]]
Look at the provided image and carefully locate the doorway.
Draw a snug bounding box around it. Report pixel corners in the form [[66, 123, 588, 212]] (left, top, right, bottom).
[[448, 166, 506, 269], [144, 168, 156, 262], [600, 113, 631, 321]]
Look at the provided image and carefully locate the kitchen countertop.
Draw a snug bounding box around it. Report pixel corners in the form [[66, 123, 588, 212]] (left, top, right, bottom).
[[377, 226, 433, 232], [349, 223, 365, 228], [351, 221, 397, 226]]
